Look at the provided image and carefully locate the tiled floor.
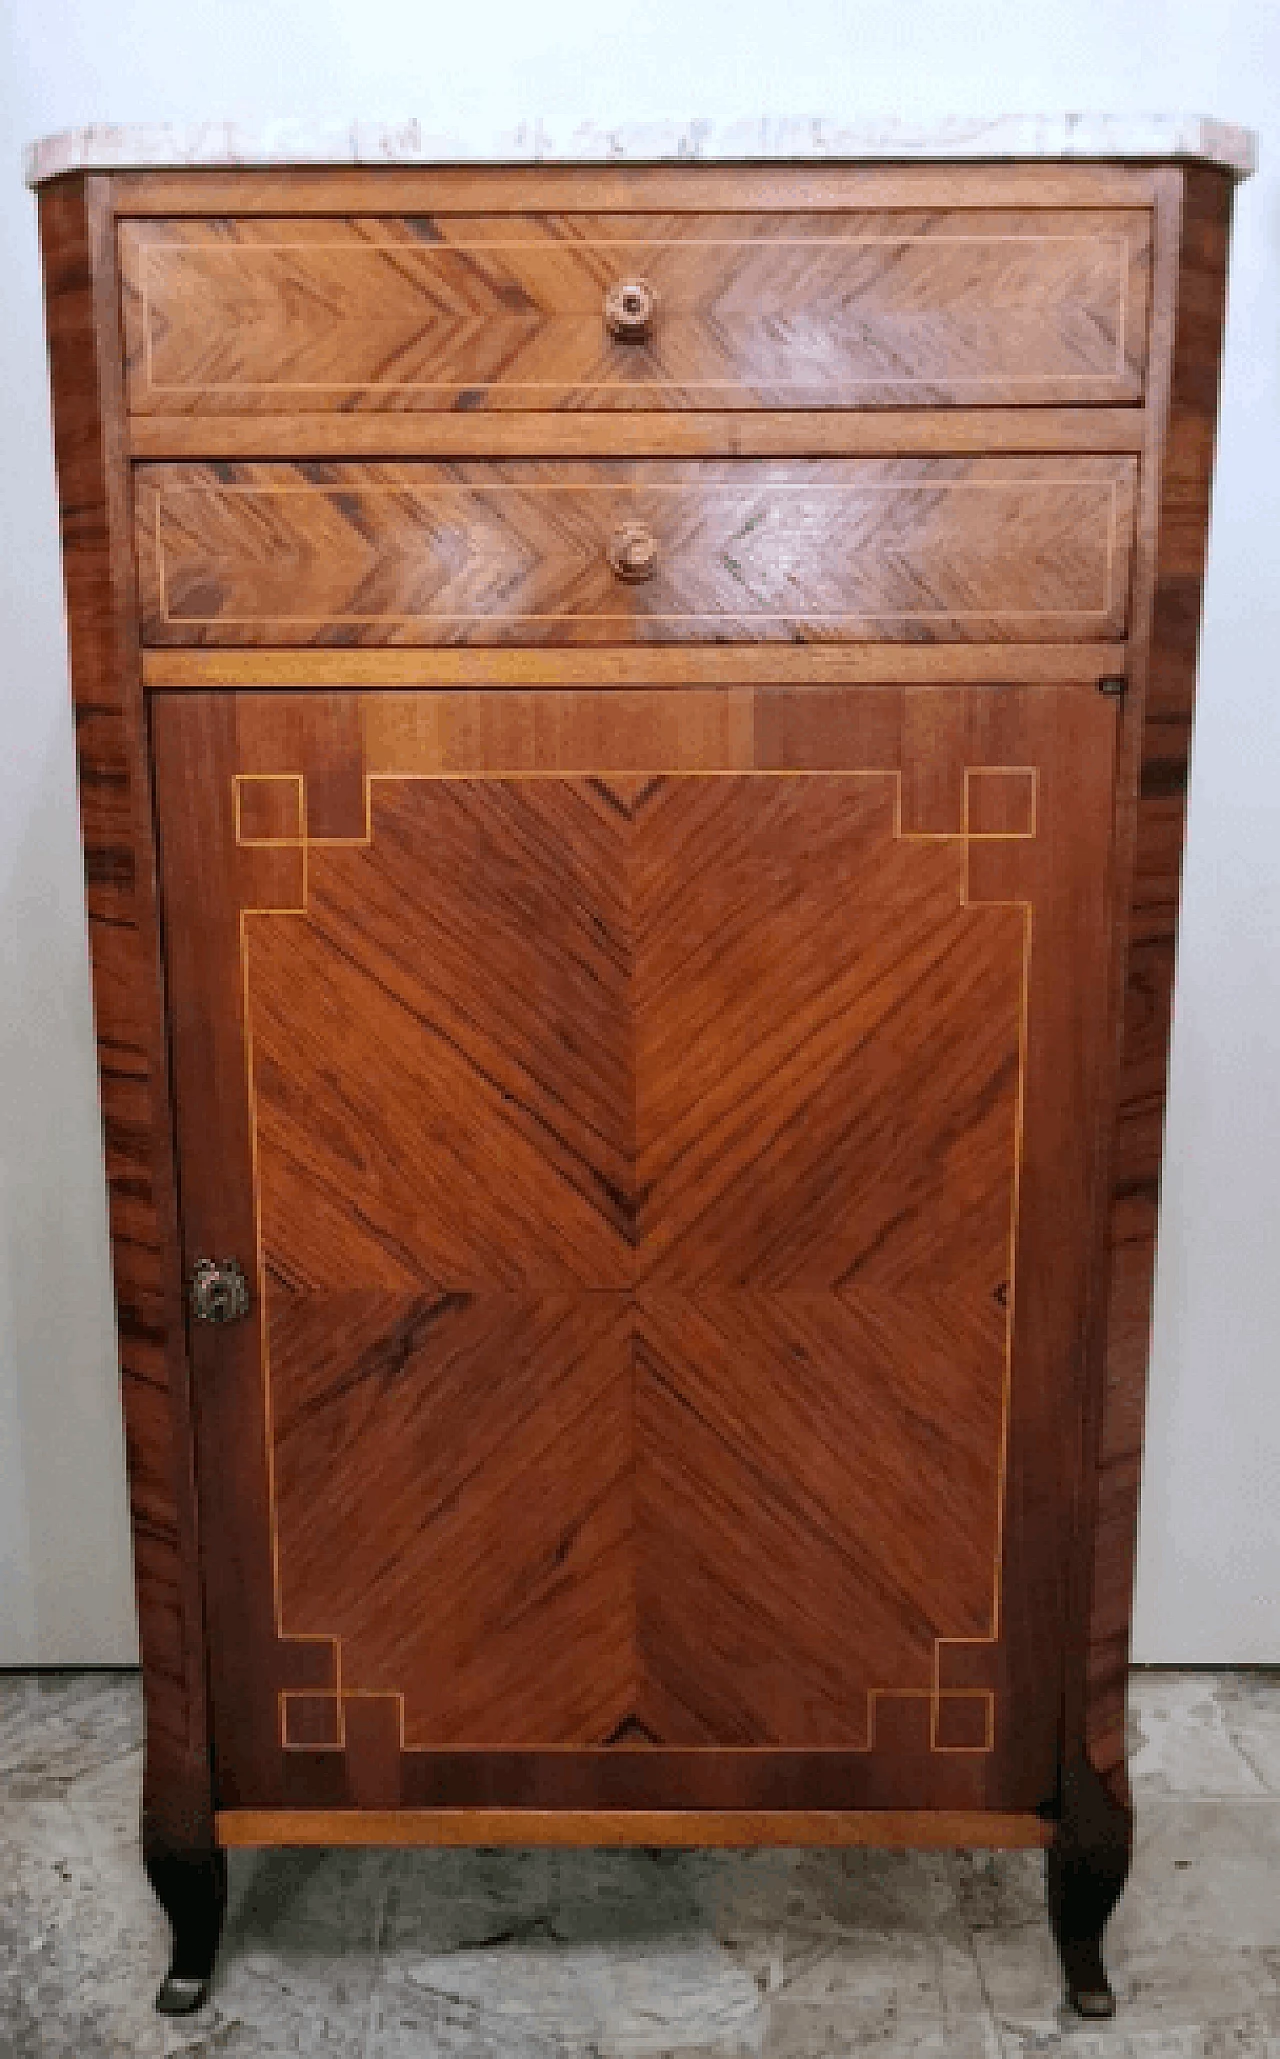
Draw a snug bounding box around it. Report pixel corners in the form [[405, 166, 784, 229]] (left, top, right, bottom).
[[2, 1670, 1278, 2056]]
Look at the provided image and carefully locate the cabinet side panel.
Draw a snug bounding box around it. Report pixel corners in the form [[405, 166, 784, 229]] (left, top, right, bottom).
[[1086, 166, 1234, 1796], [36, 176, 211, 1849]]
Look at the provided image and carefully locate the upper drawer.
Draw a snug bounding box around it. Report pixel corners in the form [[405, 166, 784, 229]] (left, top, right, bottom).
[[134, 457, 1137, 646], [119, 212, 1152, 413]]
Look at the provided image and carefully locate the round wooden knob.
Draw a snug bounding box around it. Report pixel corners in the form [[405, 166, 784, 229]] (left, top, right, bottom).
[[605, 276, 657, 341], [608, 522, 659, 583]]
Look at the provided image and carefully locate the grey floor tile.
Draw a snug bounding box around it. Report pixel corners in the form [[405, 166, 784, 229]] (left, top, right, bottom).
[[617, 2047, 767, 2059], [0, 1787, 170, 2059], [172, 1968, 378, 2059], [376, 1843, 557, 1954], [1128, 1670, 1268, 1797], [763, 1993, 1001, 2057], [190, 1846, 384, 2054], [0, 1668, 142, 1795], [768, 1924, 1002, 2053], [372, 1851, 770, 2057], [1214, 1670, 1280, 1794], [775, 1848, 961, 1937], [368, 1977, 573, 2059], [5, 1670, 1280, 2057], [942, 1846, 1045, 1937]]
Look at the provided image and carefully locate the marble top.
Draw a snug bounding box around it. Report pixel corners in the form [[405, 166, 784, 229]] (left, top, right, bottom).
[[25, 114, 1258, 187]]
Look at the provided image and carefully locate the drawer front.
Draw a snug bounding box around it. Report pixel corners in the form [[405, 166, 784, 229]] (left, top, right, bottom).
[[135, 457, 1137, 646], [120, 211, 1152, 413]]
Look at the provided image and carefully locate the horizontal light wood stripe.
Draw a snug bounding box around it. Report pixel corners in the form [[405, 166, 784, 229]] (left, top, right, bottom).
[[128, 409, 1148, 461], [217, 1808, 1054, 1849], [109, 166, 1161, 215], [142, 642, 1128, 689]]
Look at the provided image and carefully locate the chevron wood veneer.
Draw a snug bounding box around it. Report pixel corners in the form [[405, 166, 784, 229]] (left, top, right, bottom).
[[34, 149, 1246, 2016], [135, 457, 1137, 645], [119, 210, 1152, 412]]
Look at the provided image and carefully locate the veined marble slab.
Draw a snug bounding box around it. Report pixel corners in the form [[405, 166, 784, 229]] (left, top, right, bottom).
[[25, 113, 1258, 187]]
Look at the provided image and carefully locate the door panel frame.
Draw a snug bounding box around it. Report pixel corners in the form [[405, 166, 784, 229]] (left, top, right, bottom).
[[151, 682, 1120, 1818]]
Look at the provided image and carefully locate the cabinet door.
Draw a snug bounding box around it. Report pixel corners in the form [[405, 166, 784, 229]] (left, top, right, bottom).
[[153, 683, 1117, 1817]]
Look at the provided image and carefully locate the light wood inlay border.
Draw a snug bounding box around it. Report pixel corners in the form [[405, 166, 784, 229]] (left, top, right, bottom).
[[143, 646, 1130, 692], [111, 165, 1162, 215], [216, 1806, 1055, 1849], [127, 408, 1148, 461]]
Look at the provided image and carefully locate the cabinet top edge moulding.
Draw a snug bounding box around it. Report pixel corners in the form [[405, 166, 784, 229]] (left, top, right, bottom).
[[25, 111, 1258, 185]]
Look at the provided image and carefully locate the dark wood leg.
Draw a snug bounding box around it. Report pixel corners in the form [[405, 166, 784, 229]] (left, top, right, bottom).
[[1046, 1755, 1133, 2019], [143, 1830, 228, 2015]]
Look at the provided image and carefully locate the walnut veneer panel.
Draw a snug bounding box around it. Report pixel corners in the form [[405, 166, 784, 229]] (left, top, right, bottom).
[[134, 458, 1137, 647], [120, 211, 1152, 413], [152, 682, 1118, 1814]]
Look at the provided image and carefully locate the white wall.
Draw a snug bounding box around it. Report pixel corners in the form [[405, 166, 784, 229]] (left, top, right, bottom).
[[0, 0, 1276, 1665]]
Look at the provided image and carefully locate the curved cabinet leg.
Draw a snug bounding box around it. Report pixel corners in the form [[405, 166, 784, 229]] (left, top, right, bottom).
[[143, 1833, 228, 2015], [1045, 1755, 1133, 2018]]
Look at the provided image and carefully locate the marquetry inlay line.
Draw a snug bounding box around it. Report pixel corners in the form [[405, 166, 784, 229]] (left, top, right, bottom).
[[236, 765, 1042, 854], [931, 1688, 998, 1755], [152, 479, 1123, 628], [273, 1684, 1001, 1757], [238, 765, 1035, 1757], [139, 232, 1131, 392]]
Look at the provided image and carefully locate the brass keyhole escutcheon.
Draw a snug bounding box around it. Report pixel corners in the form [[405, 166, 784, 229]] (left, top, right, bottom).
[[608, 522, 660, 583], [189, 1256, 251, 1325], [604, 276, 657, 341]]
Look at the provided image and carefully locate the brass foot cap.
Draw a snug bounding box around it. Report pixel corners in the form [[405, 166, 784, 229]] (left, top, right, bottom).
[[156, 1973, 211, 2015], [1069, 1984, 1117, 2020]]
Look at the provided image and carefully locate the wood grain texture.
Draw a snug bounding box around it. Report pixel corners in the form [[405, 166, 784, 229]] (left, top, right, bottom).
[[108, 164, 1163, 218], [126, 407, 1148, 462], [151, 682, 1118, 1816], [217, 1807, 1054, 1848], [257, 777, 1017, 1750], [141, 644, 1132, 689], [1080, 166, 1236, 1804], [36, 179, 211, 1855], [120, 211, 1151, 413], [134, 458, 1138, 647]]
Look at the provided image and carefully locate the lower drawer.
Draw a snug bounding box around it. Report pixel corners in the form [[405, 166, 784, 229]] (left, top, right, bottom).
[[134, 457, 1137, 646]]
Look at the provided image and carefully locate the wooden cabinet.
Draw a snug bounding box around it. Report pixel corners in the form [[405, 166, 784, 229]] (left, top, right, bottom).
[[32, 144, 1245, 2022]]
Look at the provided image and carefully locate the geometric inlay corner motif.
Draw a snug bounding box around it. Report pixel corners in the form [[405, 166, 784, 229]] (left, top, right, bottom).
[[933, 1691, 997, 1753]]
